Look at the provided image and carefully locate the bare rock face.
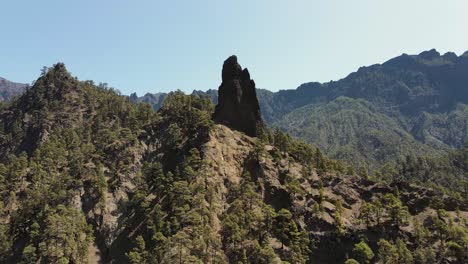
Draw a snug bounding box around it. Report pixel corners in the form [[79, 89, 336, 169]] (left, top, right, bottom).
[[213, 56, 263, 137]]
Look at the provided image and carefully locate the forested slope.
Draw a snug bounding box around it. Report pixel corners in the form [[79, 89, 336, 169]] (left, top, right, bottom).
[[129, 50, 468, 194], [0, 63, 467, 263]]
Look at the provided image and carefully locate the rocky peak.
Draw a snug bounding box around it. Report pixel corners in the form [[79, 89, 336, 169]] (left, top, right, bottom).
[[28, 63, 78, 99], [442, 51, 458, 61], [221, 55, 243, 82], [213, 55, 263, 137], [461, 50, 468, 58], [418, 48, 440, 60]]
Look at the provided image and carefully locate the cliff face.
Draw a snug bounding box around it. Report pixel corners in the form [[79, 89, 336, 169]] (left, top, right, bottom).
[[213, 56, 263, 137]]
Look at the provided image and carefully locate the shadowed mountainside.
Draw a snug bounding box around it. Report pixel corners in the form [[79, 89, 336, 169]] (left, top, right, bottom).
[[0, 77, 28, 102]]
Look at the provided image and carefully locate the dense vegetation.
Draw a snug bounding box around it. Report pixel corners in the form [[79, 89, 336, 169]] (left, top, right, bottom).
[[0, 64, 156, 263], [0, 64, 323, 263], [0, 63, 222, 262], [0, 62, 467, 263], [273, 50, 468, 191], [6, 50, 467, 196], [387, 145, 467, 200], [133, 50, 468, 197]]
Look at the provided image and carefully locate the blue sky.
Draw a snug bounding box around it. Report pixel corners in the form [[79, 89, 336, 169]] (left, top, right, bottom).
[[1, 0, 468, 95]]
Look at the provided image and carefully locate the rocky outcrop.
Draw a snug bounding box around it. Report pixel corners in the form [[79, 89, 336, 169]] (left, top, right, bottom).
[[213, 56, 263, 137], [204, 124, 468, 261]]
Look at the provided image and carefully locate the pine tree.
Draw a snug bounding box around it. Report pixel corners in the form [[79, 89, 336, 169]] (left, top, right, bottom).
[[395, 238, 413, 264], [352, 240, 374, 264], [127, 236, 148, 264], [383, 194, 410, 228], [377, 239, 398, 264], [360, 202, 374, 228]]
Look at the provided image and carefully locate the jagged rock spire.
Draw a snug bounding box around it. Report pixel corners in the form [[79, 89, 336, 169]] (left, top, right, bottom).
[[213, 56, 263, 137]]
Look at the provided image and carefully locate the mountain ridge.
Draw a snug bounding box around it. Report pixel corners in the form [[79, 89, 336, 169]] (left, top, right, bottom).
[[0, 77, 28, 102], [128, 49, 467, 175], [0, 59, 466, 263]]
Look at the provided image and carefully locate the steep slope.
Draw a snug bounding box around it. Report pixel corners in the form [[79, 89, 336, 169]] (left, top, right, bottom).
[[203, 127, 468, 262], [132, 50, 468, 175], [0, 64, 156, 263], [276, 97, 439, 169], [273, 50, 468, 173], [1, 59, 466, 264], [0, 77, 28, 102]]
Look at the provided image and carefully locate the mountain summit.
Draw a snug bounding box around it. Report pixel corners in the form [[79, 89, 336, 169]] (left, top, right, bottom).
[[213, 56, 263, 137]]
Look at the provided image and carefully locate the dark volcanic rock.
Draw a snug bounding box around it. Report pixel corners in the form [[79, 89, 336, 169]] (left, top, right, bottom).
[[213, 55, 263, 137]]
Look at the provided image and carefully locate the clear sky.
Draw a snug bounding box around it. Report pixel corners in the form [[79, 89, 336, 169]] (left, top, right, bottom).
[[1, 0, 468, 95]]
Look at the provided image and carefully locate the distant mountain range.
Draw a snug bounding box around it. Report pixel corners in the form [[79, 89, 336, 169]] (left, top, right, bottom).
[[271, 49, 468, 169], [131, 49, 468, 171], [3, 49, 468, 171], [0, 77, 28, 102]]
